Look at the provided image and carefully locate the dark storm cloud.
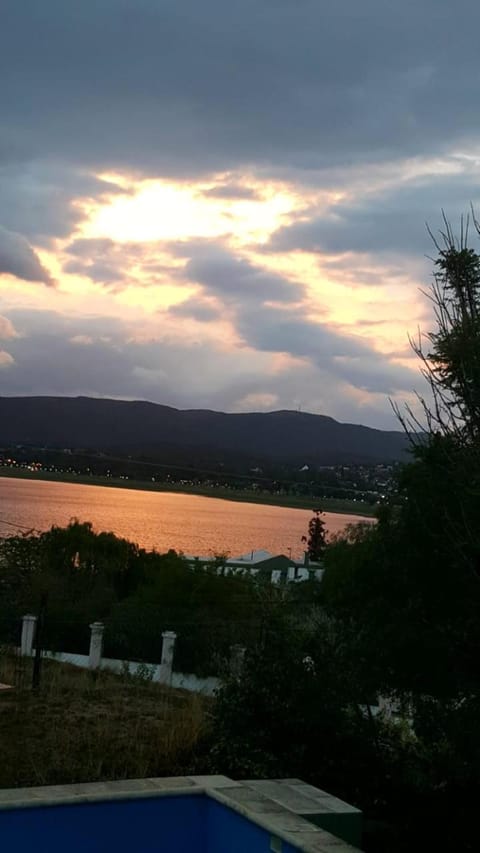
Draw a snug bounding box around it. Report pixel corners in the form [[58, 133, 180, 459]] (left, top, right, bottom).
[[236, 305, 416, 394], [175, 242, 417, 394], [63, 238, 171, 287], [0, 309, 278, 407], [239, 309, 365, 359], [0, 165, 124, 244], [0, 0, 469, 424], [2, 0, 480, 181], [272, 171, 480, 257], [63, 260, 126, 285], [64, 238, 127, 284], [0, 227, 53, 285], [1, 307, 418, 416], [7, 311, 123, 340], [184, 245, 303, 303], [169, 298, 221, 322], [0, 310, 169, 398]]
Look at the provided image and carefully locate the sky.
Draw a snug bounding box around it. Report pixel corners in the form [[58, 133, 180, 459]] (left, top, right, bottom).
[[1, 0, 479, 429]]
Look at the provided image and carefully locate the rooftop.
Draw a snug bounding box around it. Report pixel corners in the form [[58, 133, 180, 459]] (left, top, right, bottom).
[[228, 549, 276, 564]]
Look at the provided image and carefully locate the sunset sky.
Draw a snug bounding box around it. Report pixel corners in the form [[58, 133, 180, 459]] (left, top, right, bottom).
[[1, 0, 479, 428]]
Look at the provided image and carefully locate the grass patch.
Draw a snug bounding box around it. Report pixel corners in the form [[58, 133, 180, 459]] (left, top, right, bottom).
[[0, 656, 210, 789]]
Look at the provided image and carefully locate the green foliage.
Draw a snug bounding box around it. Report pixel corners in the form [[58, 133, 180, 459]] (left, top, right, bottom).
[[105, 552, 267, 675], [0, 523, 269, 675], [318, 221, 480, 849], [322, 432, 480, 699], [0, 521, 147, 652], [429, 241, 480, 436], [208, 612, 428, 843], [304, 508, 327, 561], [209, 222, 480, 850]]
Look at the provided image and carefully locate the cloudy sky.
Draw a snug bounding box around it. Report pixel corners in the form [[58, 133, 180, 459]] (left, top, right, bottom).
[[1, 0, 479, 429]]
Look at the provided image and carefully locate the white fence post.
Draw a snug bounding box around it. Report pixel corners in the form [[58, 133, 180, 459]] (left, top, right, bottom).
[[88, 622, 104, 670], [21, 614, 37, 657], [159, 630, 177, 684]]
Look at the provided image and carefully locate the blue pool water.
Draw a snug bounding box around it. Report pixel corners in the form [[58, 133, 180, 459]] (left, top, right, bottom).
[[0, 793, 300, 853]]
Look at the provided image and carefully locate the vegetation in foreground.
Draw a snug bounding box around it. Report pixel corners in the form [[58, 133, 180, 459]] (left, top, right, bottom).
[[0, 521, 273, 677], [209, 219, 480, 852], [0, 658, 208, 789]]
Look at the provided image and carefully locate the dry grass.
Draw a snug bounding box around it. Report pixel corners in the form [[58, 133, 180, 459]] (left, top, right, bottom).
[[0, 655, 211, 789]]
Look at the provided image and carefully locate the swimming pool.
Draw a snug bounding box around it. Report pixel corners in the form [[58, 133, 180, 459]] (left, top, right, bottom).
[[0, 775, 361, 852]]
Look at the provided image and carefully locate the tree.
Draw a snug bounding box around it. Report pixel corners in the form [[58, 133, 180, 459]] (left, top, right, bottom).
[[395, 213, 480, 442], [322, 217, 480, 696], [390, 215, 480, 586], [105, 551, 264, 674], [320, 215, 480, 850], [0, 521, 146, 651], [303, 508, 327, 561], [208, 606, 427, 853]]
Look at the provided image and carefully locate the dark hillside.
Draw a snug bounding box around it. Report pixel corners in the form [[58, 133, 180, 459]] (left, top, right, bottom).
[[0, 396, 409, 465]]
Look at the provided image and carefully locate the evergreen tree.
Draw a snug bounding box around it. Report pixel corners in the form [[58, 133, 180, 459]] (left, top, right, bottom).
[[304, 508, 327, 561], [395, 212, 480, 441], [321, 215, 480, 850]]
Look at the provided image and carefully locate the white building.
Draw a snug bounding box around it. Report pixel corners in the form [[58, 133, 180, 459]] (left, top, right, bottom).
[[185, 549, 324, 584]]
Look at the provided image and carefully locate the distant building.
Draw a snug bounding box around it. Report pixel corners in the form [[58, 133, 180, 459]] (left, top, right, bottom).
[[186, 549, 324, 584]]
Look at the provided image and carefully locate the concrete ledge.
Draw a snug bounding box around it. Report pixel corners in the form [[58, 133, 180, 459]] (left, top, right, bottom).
[[207, 786, 359, 853], [0, 775, 362, 853], [244, 779, 362, 847], [0, 777, 199, 811]]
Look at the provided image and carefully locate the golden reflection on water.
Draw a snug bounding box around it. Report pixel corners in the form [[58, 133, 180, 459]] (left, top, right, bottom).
[[0, 477, 372, 559]]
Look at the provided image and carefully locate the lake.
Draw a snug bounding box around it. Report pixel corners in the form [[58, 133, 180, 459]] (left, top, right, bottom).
[[0, 477, 371, 559]]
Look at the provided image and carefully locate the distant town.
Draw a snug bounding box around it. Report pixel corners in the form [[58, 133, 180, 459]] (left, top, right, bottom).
[[0, 444, 397, 511]]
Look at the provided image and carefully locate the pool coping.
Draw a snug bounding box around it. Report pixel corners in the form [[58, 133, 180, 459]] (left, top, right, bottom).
[[0, 775, 360, 853]]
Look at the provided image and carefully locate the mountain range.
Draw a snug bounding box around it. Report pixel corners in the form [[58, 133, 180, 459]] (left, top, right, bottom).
[[0, 396, 409, 466]]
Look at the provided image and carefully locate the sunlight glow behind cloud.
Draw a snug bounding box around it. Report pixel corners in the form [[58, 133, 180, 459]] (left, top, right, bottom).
[[84, 178, 301, 245], [4, 0, 478, 426]]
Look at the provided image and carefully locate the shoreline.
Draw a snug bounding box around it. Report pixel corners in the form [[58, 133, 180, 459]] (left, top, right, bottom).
[[0, 467, 377, 518]]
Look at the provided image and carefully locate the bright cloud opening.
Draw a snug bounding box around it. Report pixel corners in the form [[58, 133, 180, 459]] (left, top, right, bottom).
[[82, 177, 302, 245]]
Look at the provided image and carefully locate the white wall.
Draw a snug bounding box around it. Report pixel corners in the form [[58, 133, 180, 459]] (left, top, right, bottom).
[[41, 650, 220, 696]]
